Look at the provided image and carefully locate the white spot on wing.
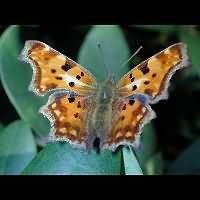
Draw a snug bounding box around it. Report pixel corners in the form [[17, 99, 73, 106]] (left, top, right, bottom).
[[51, 103, 56, 108], [142, 107, 146, 113], [59, 128, 67, 133], [116, 131, 123, 138], [54, 110, 61, 116], [136, 114, 143, 121], [63, 74, 90, 88], [125, 78, 147, 90], [70, 129, 77, 136]]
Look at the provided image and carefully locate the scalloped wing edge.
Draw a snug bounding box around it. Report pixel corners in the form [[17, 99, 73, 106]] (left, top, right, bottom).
[[18, 40, 97, 96], [100, 103, 156, 152], [117, 43, 191, 104], [39, 91, 87, 150], [149, 42, 191, 104]]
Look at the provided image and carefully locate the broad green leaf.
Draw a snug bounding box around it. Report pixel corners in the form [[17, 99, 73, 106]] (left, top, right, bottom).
[[166, 138, 200, 175], [0, 120, 37, 174], [133, 25, 177, 33], [77, 25, 130, 81], [145, 152, 163, 175], [0, 123, 4, 133], [0, 25, 49, 138], [22, 142, 121, 175], [178, 30, 200, 77], [122, 147, 143, 175], [135, 123, 157, 172]]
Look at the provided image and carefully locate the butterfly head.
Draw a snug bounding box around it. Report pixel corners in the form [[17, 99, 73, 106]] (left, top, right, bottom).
[[106, 72, 116, 85], [96, 73, 116, 103]]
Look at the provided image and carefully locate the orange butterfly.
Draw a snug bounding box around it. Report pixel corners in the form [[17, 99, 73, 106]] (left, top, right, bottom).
[[19, 40, 190, 151]]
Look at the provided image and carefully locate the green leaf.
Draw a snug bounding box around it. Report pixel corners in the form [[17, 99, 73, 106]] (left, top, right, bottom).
[[22, 142, 121, 175], [77, 25, 130, 81], [0, 120, 37, 175], [166, 138, 200, 174], [133, 25, 177, 33], [122, 147, 143, 175], [145, 152, 163, 175], [0, 25, 49, 138], [0, 123, 4, 133], [135, 123, 157, 173], [178, 30, 200, 77]]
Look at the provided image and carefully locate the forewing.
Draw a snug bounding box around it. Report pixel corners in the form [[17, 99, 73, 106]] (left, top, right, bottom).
[[19, 40, 97, 96], [117, 43, 190, 103]]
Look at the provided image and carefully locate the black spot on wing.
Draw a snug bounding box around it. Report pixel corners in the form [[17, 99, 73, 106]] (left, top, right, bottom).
[[55, 76, 62, 80], [76, 75, 81, 80], [121, 116, 125, 120], [129, 99, 135, 105], [152, 73, 157, 78], [68, 97, 75, 103], [69, 82, 75, 87], [132, 85, 137, 91], [77, 101, 81, 108], [122, 104, 126, 110], [51, 69, 56, 73], [144, 81, 150, 85], [138, 63, 150, 75], [61, 64, 72, 72], [74, 113, 79, 118]]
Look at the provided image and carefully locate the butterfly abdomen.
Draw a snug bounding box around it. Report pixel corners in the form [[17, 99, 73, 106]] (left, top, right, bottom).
[[91, 81, 116, 139]]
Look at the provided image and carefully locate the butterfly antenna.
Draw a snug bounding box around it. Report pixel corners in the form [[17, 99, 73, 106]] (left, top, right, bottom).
[[120, 46, 143, 68], [97, 42, 110, 77]]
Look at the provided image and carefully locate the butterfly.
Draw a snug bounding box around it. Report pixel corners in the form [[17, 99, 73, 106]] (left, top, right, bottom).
[[19, 40, 190, 151]]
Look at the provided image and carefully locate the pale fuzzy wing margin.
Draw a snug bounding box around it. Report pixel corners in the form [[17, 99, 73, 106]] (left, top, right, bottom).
[[39, 91, 95, 150], [101, 97, 156, 151]]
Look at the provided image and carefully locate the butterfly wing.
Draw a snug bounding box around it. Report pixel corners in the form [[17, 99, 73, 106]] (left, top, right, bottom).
[[19, 40, 97, 96], [101, 97, 155, 151], [40, 91, 96, 150], [117, 43, 190, 103]]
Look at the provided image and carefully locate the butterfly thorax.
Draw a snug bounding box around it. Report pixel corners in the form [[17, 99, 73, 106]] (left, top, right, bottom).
[[91, 79, 116, 139]]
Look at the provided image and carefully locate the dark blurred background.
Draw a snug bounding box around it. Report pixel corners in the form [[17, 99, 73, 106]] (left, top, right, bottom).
[[0, 25, 199, 174]]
